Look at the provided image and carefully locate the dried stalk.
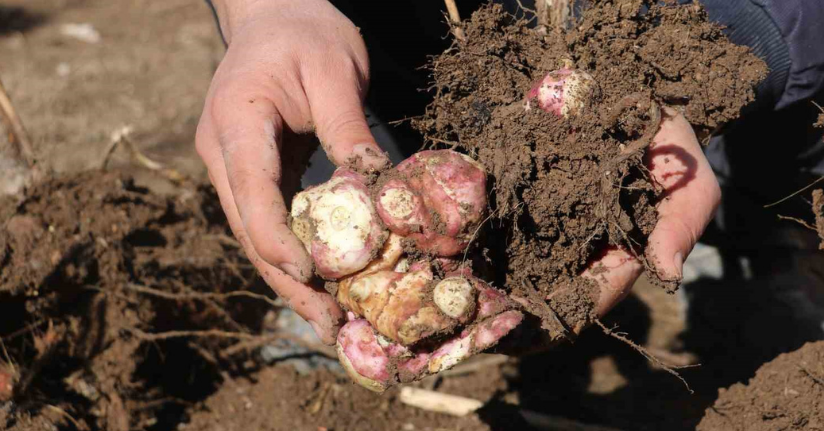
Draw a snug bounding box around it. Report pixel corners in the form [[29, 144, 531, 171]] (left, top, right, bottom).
[[101, 126, 186, 182], [444, 0, 466, 41], [0, 77, 36, 169], [536, 0, 574, 29]]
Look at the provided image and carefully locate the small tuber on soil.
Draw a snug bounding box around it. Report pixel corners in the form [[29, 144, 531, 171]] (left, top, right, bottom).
[[525, 68, 599, 118]]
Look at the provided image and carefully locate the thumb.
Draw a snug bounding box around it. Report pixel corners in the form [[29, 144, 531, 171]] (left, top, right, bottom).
[[304, 65, 390, 172], [646, 107, 721, 281]]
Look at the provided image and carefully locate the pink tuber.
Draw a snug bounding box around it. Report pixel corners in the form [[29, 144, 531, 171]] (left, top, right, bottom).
[[334, 235, 521, 391], [336, 234, 480, 346], [289, 168, 388, 280], [336, 310, 523, 393], [288, 150, 522, 391], [376, 150, 488, 257], [525, 68, 599, 118]]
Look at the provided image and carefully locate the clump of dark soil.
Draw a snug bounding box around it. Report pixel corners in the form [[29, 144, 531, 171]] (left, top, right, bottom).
[[814, 189, 824, 249], [697, 341, 824, 431], [414, 1, 766, 337], [0, 171, 279, 431]]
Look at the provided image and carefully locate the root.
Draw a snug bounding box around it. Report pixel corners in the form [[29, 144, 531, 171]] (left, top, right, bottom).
[[124, 283, 280, 309], [764, 176, 824, 209], [605, 96, 662, 169], [776, 215, 817, 232], [0, 76, 37, 170], [127, 328, 336, 359], [101, 126, 187, 183], [45, 405, 88, 431], [595, 319, 695, 393]]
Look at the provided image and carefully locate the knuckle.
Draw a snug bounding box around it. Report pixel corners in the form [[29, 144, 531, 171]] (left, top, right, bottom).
[[322, 110, 367, 139]]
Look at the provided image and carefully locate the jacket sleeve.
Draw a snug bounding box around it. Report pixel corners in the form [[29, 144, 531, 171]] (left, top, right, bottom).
[[203, 0, 227, 45], [697, 0, 824, 110]]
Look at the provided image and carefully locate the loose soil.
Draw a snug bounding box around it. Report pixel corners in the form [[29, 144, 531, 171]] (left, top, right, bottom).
[[697, 341, 824, 431], [184, 366, 501, 431], [414, 1, 766, 337], [0, 172, 278, 430]]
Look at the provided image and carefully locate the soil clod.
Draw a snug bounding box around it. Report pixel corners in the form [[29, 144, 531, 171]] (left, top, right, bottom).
[[414, 1, 766, 337]]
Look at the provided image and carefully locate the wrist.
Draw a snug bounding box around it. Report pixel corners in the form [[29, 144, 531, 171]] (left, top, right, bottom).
[[210, 0, 328, 44]]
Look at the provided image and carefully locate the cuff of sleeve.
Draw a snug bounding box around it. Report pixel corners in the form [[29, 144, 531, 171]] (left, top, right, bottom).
[[551, 0, 793, 110], [685, 0, 790, 110]]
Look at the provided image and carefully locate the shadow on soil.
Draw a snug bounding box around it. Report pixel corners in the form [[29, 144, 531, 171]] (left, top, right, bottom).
[[0, 6, 47, 35], [481, 248, 824, 431]]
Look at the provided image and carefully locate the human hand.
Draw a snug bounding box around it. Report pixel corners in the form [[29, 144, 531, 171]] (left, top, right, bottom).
[[582, 106, 721, 321], [195, 0, 390, 344]]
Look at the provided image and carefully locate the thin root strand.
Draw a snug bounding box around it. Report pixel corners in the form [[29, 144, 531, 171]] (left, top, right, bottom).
[[596, 320, 695, 394]]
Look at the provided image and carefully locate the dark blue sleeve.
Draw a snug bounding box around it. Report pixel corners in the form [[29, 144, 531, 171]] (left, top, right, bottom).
[[203, 0, 226, 45], [697, 0, 824, 110]]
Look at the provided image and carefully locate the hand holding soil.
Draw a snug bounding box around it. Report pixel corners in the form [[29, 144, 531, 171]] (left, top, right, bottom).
[[195, 0, 390, 344], [583, 106, 721, 319], [196, 0, 762, 391]]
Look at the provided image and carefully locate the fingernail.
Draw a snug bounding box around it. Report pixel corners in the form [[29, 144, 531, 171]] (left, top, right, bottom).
[[672, 252, 684, 279], [280, 262, 309, 283], [352, 144, 390, 171]]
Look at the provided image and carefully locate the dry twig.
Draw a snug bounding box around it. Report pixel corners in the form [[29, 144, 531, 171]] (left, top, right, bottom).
[[536, 0, 573, 28], [444, 0, 466, 41], [0, 77, 36, 169], [125, 282, 280, 308], [777, 215, 817, 232], [764, 176, 824, 208], [101, 126, 187, 182]]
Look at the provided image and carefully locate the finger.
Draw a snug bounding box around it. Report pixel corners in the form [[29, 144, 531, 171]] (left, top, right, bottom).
[[645, 107, 721, 281], [197, 116, 344, 344], [211, 91, 314, 283], [581, 247, 644, 320], [303, 59, 390, 172]]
